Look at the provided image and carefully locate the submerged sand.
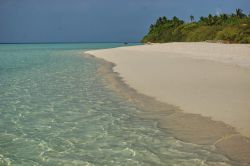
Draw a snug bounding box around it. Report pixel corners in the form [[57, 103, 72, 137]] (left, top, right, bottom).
[[85, 42, 250, 163]]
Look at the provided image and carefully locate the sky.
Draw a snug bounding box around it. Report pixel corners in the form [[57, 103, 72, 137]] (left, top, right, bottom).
[[0, 0, 249, 43]]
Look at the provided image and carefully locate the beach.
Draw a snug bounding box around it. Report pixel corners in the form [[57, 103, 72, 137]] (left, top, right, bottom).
[[86, 42, 250, 163]]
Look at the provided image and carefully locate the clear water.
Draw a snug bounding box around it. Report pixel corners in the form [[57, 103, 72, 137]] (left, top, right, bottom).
[[0, 43, 237, 166]]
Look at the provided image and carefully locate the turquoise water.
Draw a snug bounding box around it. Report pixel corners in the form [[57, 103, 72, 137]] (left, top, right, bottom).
[[0, 43, 237, 166]]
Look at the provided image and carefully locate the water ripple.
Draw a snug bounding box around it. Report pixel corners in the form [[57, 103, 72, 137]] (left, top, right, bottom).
[[0, 44, 239, 165]]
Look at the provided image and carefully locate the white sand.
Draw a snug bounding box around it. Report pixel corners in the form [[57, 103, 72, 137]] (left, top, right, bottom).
[[86, 42, 250, 137]]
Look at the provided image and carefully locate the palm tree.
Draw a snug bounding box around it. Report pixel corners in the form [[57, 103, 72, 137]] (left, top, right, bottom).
[[220, 13, 228, 21], [149, 24, 154, 32], [199, 16, 205, 22], [213, 15, 219, 24], [208, 14, 214, 25], [156, 17, 163, 26], [172, 16, 179, 22], [235, 8, 245, 18], [199, 16, 205, 24], [190, 15, 194, 22], [162, 16, 167, 23]]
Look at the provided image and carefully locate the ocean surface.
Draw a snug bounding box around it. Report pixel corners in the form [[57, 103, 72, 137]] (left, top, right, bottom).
[[0, 43, 237, 166]]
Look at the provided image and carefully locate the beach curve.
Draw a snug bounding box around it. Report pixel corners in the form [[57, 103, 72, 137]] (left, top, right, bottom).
[[85, 42, 250, 164]]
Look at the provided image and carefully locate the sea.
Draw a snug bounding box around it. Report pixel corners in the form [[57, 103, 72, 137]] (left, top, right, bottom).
[[0, 43, 238, 166]]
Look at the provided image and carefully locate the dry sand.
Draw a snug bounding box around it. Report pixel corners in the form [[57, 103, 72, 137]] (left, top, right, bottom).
[[86, 42, 250, 137], [85, 42, 250, 163]]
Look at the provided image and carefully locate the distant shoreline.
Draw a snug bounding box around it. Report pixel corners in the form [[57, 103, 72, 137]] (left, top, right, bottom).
[[0, 42, 140, 45], [85, 42, 250, 164], [142, 9, 250, 44]]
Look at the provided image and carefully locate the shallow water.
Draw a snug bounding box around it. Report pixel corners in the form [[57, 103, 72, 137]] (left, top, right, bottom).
[[0, 43, 238, 165]]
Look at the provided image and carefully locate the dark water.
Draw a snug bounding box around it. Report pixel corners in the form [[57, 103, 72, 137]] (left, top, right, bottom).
[[0, 43, 236, 165]]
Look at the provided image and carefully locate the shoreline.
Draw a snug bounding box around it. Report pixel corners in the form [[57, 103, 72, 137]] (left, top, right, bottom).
[[84, 42, 250, 164]]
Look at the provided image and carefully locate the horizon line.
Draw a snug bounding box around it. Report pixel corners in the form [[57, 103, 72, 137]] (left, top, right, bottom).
[[0, 41, 140, 44]]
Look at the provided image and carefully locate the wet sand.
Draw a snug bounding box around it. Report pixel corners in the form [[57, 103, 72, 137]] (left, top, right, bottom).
[[85, 42, 250, 164]]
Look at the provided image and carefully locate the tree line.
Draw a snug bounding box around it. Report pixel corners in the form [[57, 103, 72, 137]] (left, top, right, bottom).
[[142, 9, 250, 43]]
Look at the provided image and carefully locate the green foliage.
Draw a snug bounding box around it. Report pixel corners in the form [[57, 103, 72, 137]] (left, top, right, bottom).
[[186, 26, 222, 41], [216, 27, 239, 42], [142, 9, 250, 43], [216, 21, 250, 43]]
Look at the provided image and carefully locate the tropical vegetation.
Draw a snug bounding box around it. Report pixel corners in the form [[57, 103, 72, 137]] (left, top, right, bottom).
[[142, 9, 250, 43]]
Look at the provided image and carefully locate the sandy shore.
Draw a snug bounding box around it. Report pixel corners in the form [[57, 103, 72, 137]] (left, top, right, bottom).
[[85, 42, 250, 163]]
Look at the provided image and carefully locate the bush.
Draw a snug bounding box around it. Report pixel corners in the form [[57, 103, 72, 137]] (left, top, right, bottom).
[[186, 26, 222, 41], [215, 27, 239, 42], [216, 20, 250, 43]]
